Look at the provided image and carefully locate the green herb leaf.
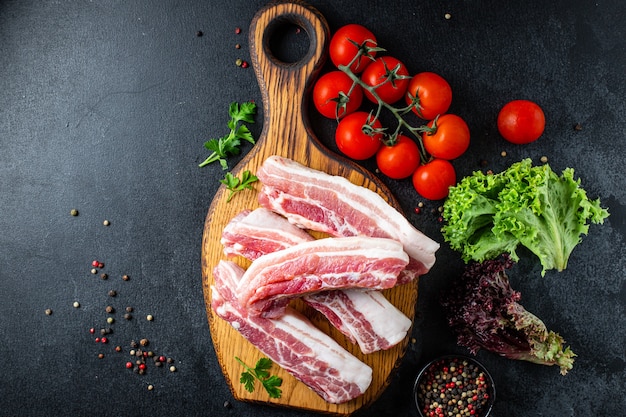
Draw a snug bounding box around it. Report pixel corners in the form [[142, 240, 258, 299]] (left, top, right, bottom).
[[239, 371, 256, 393], [235, 356, 283, 399], [199, 101, 257, 169], [220, 170, 258, 202]]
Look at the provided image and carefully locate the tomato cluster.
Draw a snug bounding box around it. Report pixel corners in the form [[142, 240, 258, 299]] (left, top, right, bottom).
[[313, 24, 470, 200]]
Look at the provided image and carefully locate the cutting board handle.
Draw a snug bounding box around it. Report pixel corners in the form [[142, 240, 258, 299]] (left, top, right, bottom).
[[248, 0, 330, 162]]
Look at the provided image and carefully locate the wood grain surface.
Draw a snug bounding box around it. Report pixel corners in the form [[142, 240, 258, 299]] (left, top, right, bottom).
[[201, 1, 418, 415]]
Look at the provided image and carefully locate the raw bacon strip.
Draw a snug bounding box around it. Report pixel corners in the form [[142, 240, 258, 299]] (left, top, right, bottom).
[[303, 289, 412, 354], [237, 236, 409, 318], [256, 155, 440, 283], [221, 208, 314, 259], [222, 208, 412, 353], [211, 261, 373, 404]]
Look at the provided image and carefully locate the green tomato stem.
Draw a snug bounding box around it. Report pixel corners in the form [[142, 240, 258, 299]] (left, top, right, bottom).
[[337, 57, 431, 162]]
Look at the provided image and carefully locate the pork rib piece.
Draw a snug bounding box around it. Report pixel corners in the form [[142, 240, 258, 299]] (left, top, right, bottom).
[[237, 236, 409, 318], [222, 208, 412, 354], [256, 155, 440, 283], [221, 208, 314, 260], [211, 260, 373, 404]]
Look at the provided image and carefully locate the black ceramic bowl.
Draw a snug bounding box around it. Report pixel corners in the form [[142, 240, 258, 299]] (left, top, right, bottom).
[[413, 355, 496, 417]]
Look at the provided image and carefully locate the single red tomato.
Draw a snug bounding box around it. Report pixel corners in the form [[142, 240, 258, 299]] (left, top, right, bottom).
[[376, 135, 420, 179], [497, 100, 545, 144], [312, 71, 363, 119], [361, 56, 410, 104], [412, 159, 456, 200], [329, 24, 378, 73], [406, 72, 452, 120], [335, 112, 383, 160], [422, 114, 470, 160]]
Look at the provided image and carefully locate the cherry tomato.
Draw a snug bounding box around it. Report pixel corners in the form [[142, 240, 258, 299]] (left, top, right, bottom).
[[412, 159, 456, 200], [329, 24, 378, 74], [376, 135, 420, 179], [361, 56, 410, 105], [422, 114, 470, 160], [312, 71, 363, 119], [406, 72, 452, 121], [497, 100, 545, 144], [335, 112, 383, 160]]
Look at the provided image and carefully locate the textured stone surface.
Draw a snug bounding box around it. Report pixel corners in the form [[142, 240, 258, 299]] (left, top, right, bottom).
[[1, 1, 624, 416]]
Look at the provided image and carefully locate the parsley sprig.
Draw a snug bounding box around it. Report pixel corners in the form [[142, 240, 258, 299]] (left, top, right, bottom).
[[220, 170, 258, 202], [199, 101, 257, 170], [235, 356, 283, 399]]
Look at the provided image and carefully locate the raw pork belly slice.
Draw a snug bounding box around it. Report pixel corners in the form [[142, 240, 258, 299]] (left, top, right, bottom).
[[302, 289, 412, 354], [256, 155, 440, 283], [222, 208, 412, 353], [221, 208, 313, 259], [237, 236, 409, 318], [211, 260, 373, 404]]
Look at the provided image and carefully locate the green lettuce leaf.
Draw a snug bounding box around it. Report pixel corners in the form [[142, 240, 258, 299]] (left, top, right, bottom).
[[442, 159, 609, 275]]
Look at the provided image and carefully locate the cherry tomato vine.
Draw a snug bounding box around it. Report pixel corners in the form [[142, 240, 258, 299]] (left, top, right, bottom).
[[313, 24, 471, 200]]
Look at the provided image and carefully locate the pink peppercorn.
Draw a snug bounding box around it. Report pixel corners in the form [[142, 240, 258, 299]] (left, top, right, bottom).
[[126, 362, 133, 369]]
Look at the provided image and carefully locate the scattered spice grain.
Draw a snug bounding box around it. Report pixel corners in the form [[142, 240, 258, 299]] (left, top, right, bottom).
[[146, 314, 154, 322], [45, 308, 53, 315], [70, 209, 79, 216], [73, 301, 80, 308], [103, 220, 110, 226], [122, 274, 130, 281], [105, 306, 115, 314]]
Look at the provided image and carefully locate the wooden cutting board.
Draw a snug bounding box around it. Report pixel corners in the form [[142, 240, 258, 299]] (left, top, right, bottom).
[[201, 1, 419, 415]]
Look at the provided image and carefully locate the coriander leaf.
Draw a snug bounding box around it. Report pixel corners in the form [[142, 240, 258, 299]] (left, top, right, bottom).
[[199, 101, 257, 169], [234, 356, 283, 399], [220, 170, 258, 202], [229, 101, 257, 126], [239, 371, 256, 393], [263, 375, 283, 399], [235, 124, 255, 144]]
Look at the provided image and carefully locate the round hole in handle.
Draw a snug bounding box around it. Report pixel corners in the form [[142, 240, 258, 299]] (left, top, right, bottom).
[[263, 14, 314, 66]]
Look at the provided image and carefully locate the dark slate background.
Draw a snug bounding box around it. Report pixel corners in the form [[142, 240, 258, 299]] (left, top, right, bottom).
[[1, 1, 624, 416]]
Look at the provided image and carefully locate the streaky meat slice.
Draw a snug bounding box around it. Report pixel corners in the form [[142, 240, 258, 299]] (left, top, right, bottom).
[[302, 289, 412, 354], [211, 260, 373, 404], [256, 155, 440, 283], [237, 236, 409, 318], [221, 208, 412, 353], [221, 208, 313, 260]]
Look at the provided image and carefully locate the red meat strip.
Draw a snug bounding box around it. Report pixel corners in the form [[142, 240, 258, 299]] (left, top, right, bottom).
[[211, 260, 373, 404], [257, 156, 440, 284], [222, 208, 412, 353], [236, 236, 409, 318]]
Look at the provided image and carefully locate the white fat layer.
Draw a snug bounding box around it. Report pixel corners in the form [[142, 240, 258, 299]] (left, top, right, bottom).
[[275, 310, 373, 392]]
